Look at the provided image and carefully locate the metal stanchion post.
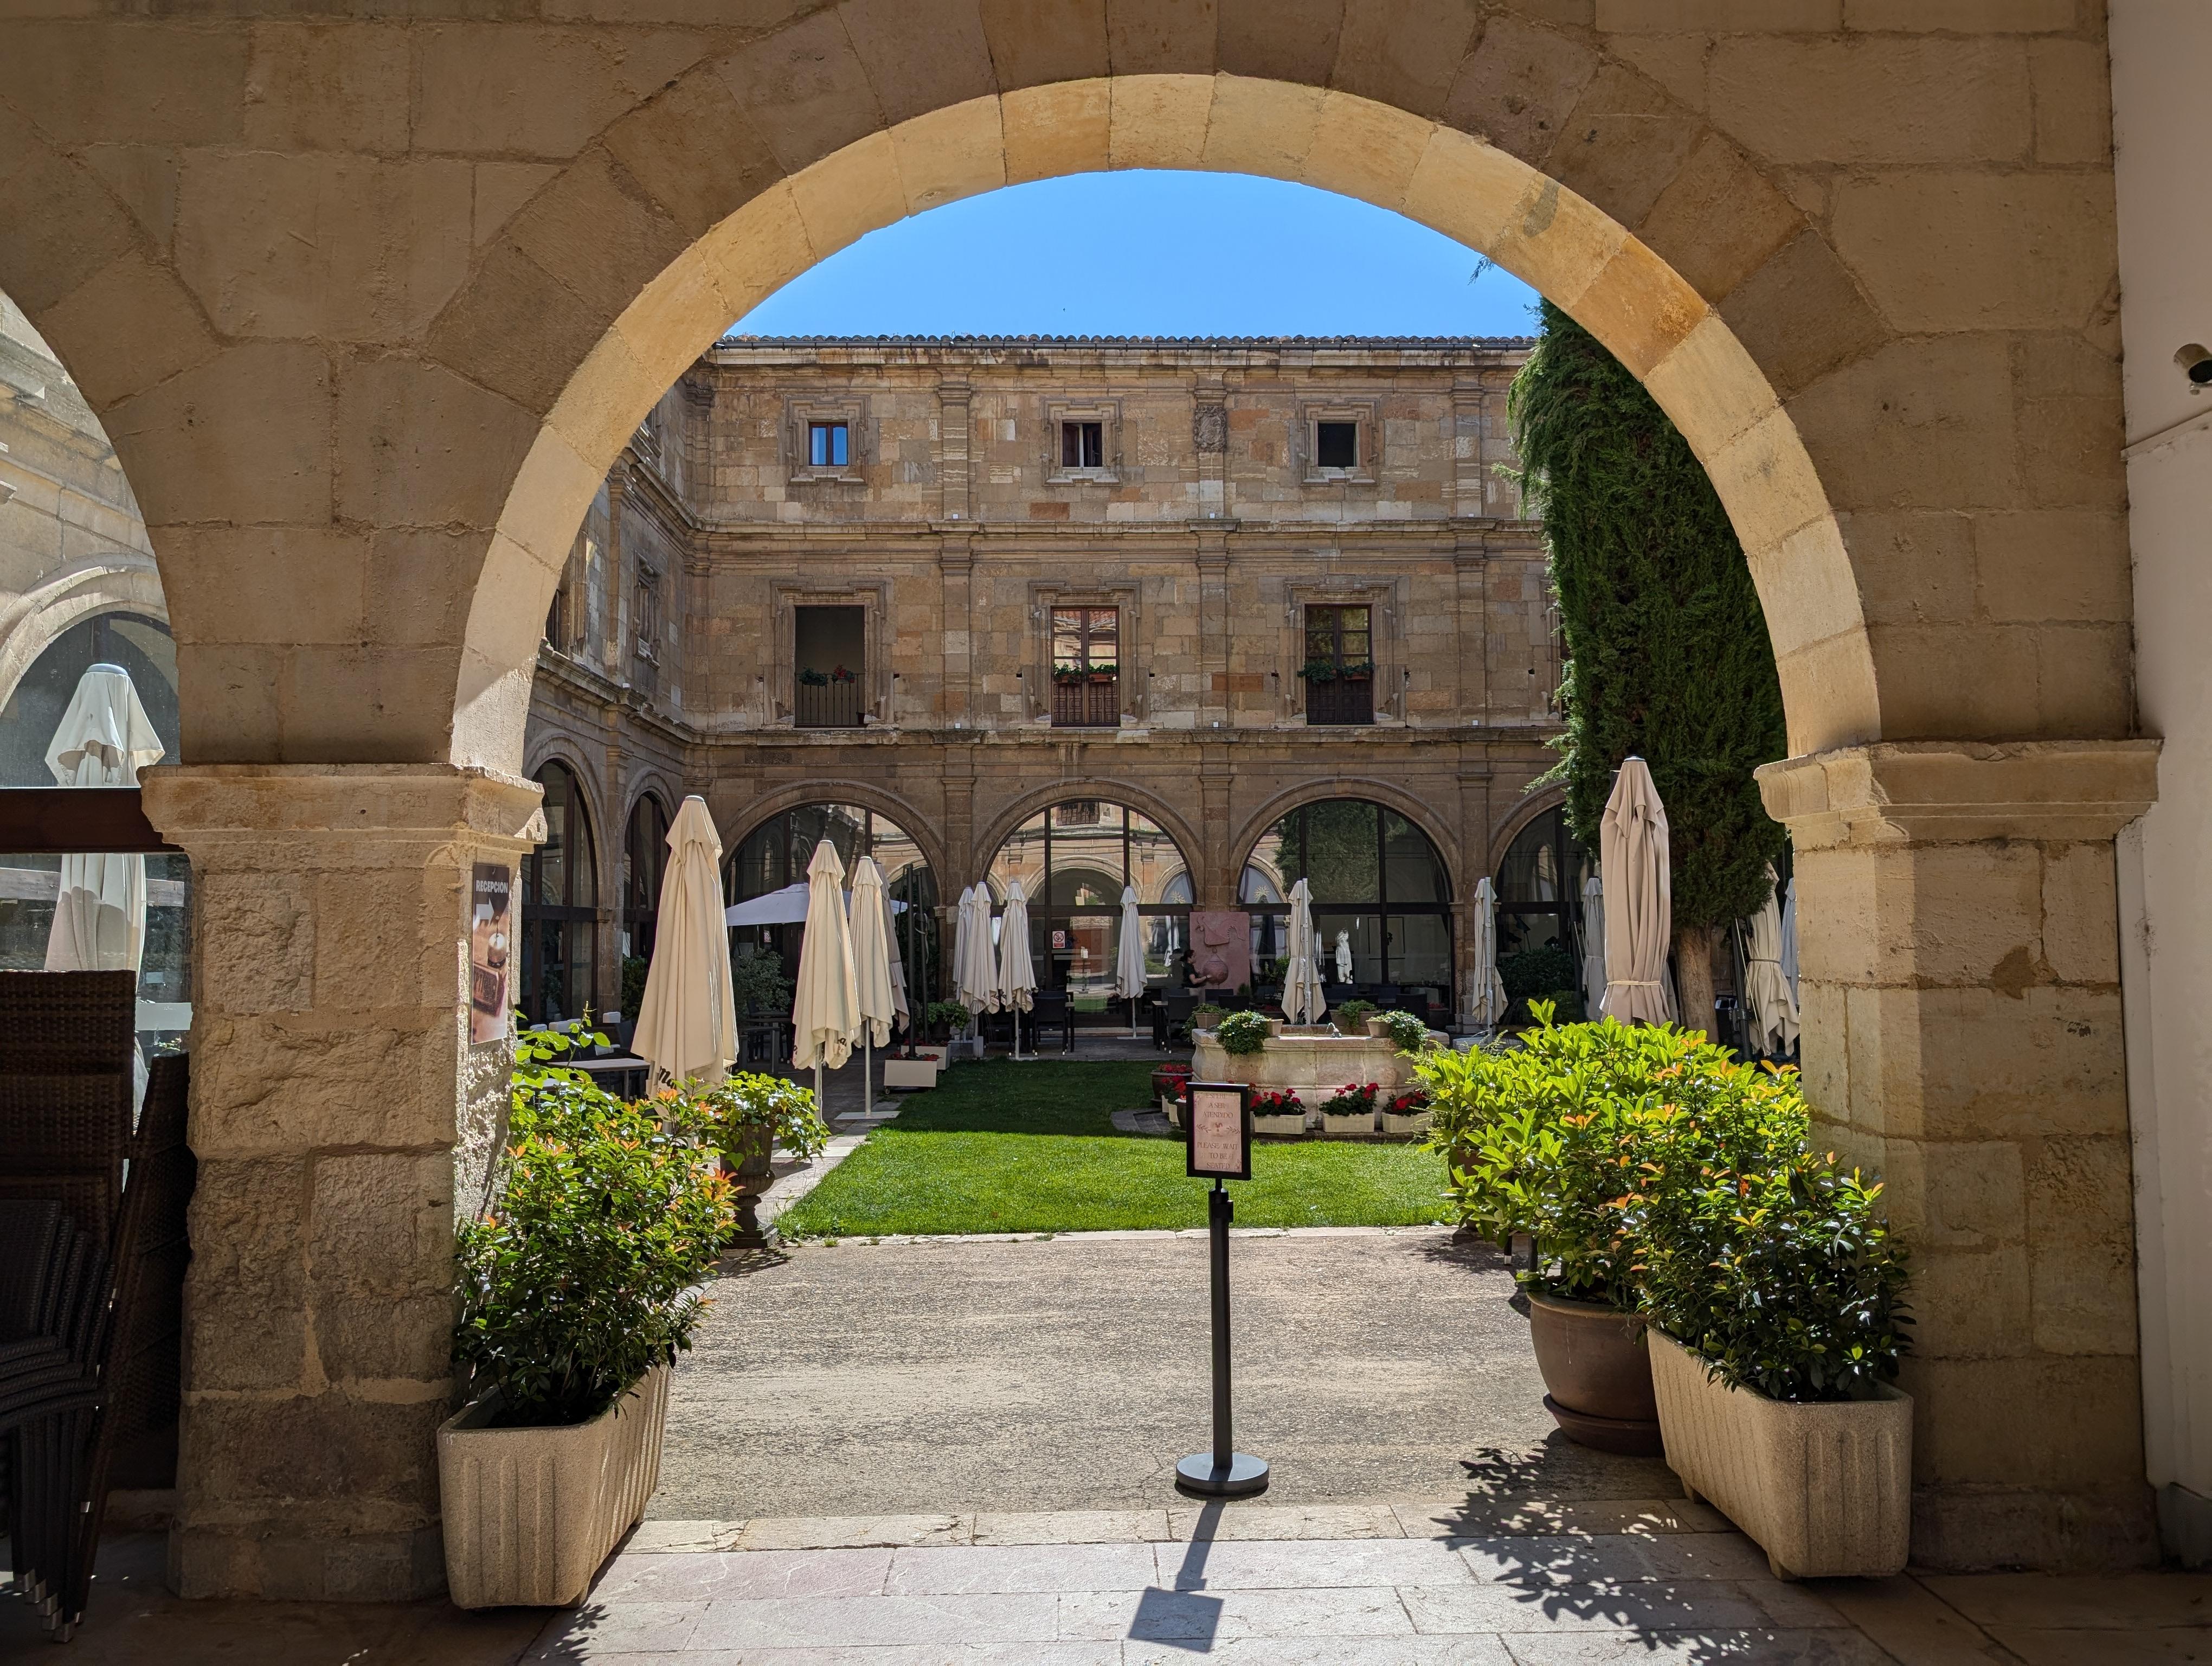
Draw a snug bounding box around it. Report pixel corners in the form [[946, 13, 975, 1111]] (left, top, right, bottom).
[[1175, 1174, 1269, 1497]]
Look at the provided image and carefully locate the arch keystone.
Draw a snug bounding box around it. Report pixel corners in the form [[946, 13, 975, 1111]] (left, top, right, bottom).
[[1109, 74, 1214, 170], [1004, 80, 1112, 182]]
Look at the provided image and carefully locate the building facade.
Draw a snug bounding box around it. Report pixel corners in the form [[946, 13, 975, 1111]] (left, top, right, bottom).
[[523, 336, 1580, 1029]]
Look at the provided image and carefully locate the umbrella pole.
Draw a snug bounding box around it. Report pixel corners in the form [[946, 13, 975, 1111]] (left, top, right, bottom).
[[814, 1060, 825, 1122], [864, 1037, 873, 1117]]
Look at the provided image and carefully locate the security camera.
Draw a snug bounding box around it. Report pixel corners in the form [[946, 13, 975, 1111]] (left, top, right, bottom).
[[2176, 343, 2212, 393]]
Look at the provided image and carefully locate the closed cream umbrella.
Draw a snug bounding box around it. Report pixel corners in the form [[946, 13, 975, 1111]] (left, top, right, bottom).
[[632, 796, 739, 1092], [1580, 873, 1606, 1020], [1282, 879, 1326, 1025], [792, 842, 860, 1113], [1116, 883, 1148, 1037], [1470, 876, 1507, 1030], [1778, 875, 1800, 1003], [1743, 864, 1801, 1057], [881, 883, 909, 1035], [848, 855, 896, 1116], [955, 884, 998, 1020], [1599, 757, 1677, 1026], [44, 664, 164, 976], [998, 880, 1037, 1060]]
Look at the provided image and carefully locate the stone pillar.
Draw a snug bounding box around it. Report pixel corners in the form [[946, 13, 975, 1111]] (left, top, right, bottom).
[[1196, 526, 1230, 732], [142, 764, 544, 1601], [1757, 740, 2160, 1571], [939, 530, 974, 727]]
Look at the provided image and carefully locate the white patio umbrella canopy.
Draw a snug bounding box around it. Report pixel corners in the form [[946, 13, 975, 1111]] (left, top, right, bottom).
[[880, 884, 909, 1034], [1743, 866, 1801, 1056], [1282, 879, 1326, 1024], [1470, 876, 1507, 1028], [848, 855, 897, 1115], [955, 885, 998, 1016], [1778, 877, 1800, 1002], [633, 796, 740, 1090], [998, 881, 1037, 1054], [791, 842, 860, 1072], [1115, 884, 1148, 1035], [1581, 873, 1607, 1020], [44, 664, 164, 975], [1599, 758, 1677, 1026]]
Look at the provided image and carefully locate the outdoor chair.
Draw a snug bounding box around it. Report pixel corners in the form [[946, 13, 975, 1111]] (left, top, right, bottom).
[[1030, 990, 1076, 1054], [1154, 993, 1195, 1049], [1323, 982, 1354, 1009]]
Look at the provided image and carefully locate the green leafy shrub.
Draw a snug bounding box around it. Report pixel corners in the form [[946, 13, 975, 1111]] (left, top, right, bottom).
[[1216, 1010, 1271, 1055], [1330, 998, 1377, 1035], [687, 1071, 831, 1165], [1497, 945, 1579, 1005], [1416, 1007, 1792, 1309], [620, 953, 649, 1019], [1375, 1009, 1432, 1052], [732, 950, 794, 1017], [1636, 1117, 1911, 1403], [454, 1024, 738, 1428], [924, 999, 972, 1036]]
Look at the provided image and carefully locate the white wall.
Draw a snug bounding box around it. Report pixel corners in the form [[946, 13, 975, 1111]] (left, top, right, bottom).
[[2111, 0, 2212, 1568]]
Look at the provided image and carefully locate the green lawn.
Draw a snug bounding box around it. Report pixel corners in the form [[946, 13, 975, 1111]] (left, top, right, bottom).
[[775, 1059, 1453, 1238]]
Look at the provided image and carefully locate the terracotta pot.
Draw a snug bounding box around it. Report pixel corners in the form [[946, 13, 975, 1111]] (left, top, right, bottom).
[[1526, 1290, 1663, 1456], [1150, 1067, 1191, 1103], [1649, 1330, 1911, 1579]]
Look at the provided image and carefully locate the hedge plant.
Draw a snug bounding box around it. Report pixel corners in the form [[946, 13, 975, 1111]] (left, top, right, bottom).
[[454, 1024, 738, 1427]]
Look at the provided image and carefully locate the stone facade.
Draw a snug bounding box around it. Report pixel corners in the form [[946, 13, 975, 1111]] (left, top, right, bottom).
[[525, 336, 1561, 1023], [0, 0, 2159, 1595]]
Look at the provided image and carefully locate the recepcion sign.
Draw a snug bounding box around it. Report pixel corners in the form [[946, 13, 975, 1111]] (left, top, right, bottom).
[[1186, 1082, 1251, 1182], [469, 863, 512, 1044]]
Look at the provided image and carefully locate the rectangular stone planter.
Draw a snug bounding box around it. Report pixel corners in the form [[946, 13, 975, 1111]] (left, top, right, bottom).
[[1380, 1110, 1432, 1136], [438, 1361, 671, 1607], [1648, 1330, 1911, 1579], [883, 1057, 940, 1090], [1252, 1112, 1306, 1137], [1320, 1110, 1374, 1136], [1160, 1094, 1183, 1126]]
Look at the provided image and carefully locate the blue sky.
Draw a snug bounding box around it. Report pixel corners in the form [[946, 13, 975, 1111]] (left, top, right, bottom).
[[730, 171, 1541, 340]]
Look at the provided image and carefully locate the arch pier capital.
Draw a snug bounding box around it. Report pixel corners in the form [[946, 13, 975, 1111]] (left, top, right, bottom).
[[1755, 739, 2160, 1571], [140, 762, 544, 1601]]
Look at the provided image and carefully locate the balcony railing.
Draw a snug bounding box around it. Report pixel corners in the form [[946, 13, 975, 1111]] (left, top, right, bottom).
[[1305, 675, 1373, 726], [1052, 676, 1120, 728], [795, 678, 863, 728]]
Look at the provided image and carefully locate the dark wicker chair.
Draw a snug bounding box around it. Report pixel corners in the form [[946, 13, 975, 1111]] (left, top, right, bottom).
[[1030, 990, 1076, 1054]]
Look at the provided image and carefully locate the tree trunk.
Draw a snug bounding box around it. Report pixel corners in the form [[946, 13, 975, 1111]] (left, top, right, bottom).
[[1673, 921, 1721, 1042]]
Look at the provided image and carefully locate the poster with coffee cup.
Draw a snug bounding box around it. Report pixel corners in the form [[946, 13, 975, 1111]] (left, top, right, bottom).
[[470, 863, 512, 1044]]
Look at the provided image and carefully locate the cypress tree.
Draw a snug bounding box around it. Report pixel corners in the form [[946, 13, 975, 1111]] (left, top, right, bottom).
[[1507, 299, 1788, 1036]]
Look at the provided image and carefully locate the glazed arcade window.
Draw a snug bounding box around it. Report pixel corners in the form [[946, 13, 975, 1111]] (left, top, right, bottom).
[[1060, 420, 1104, 469], [808, 420, 850, 469], [1316, 420, 1359, 469]]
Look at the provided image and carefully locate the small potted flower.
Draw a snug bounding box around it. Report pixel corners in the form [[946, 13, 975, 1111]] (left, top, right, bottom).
[[1051, 662, 1086, 686], [1375, 1009, 1435, 1052], [1317, 1080, 1379, 1135], [1152, 1060, 1192, 1122], [1329, 998, 1377, 1036], [1380, 1087, 1431, 1136], [1250, 1087, 1306, 1137], [1215, 1009, 1270, 1055]]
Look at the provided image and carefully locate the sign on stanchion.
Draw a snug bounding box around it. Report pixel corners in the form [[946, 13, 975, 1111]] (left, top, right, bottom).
[[1175, 1081, 1270, 1497]]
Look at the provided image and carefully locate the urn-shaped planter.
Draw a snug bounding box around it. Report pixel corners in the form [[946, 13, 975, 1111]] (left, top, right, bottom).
[[1526, 1291, 1663, 1456], [1648, 1330, 1912, 1580], [438, 1362, 671, 1608]]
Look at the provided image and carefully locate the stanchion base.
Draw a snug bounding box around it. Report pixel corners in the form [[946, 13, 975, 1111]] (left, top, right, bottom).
[[1175, 1452, 1270, 1497]]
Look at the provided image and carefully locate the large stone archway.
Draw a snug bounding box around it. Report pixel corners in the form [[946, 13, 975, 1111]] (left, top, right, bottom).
[[0, 3, 2152, 1594]]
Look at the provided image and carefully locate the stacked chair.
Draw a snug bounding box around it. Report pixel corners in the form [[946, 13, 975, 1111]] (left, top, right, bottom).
[[0, 971, 194, 1642]]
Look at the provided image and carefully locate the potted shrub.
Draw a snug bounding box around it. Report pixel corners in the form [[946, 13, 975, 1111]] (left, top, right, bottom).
[[442, 1026, 739, 1607], [1250, 1087, 1306, 1136], [1190, 1002, 1226, 1034], [923, 999, 971, 1046], [1317, 1080, 1378, 1135], [689, 1072, 831, 1243], [1380, 1087, 1431, 1136], [1216, 1009, 1270, 1056], [1416, 1004, 1711, 1456], [1636, 1102, 1913, 1579], [1374, 1009, 1435, 1053], [1330, 998, 1376, 1036]]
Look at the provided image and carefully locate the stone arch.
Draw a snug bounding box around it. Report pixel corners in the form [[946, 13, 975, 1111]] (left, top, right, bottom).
[[623, 774, 682, 832], [973, 778, 1205, 900], [0, 565, 170, 713], [1487, 782, 1570, 877], [454, 73, 1877, 772], [720, 778, 951, 895], [1230, 777, 1465, 901]]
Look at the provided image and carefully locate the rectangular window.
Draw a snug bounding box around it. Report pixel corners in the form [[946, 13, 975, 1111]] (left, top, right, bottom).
[[794, 604, 866, 728], [1051, 606, 1120, 728], [1060, 420, 1104, 469], [808, 420, 850, 469], [633, 569, 660, 662], [1304, 604, 1374, 726], [1315, 420, 1359, 470]]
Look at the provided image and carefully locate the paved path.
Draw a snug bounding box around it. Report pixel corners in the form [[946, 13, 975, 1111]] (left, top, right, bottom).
[[656, 1228, 1670, 1522]]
